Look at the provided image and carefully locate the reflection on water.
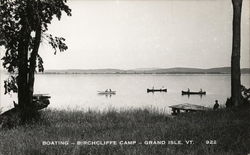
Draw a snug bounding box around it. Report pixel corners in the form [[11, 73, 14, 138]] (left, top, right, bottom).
[[182, 94, 205, 99], [98, 93, 115, 98], [1, 74, 250, 114]]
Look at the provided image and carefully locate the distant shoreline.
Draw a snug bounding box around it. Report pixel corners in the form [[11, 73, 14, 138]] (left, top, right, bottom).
[[39, 72, 250, 75], [1, 67, 250, 75], [41, 67, 250, 74]]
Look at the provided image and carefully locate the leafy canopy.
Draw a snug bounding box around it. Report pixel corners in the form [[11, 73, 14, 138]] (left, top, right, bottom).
[[0, 0, 71, 94]]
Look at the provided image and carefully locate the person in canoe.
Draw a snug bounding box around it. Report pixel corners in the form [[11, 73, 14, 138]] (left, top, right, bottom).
[[200, 88, 203, 92], [188, 88, 190, 92]]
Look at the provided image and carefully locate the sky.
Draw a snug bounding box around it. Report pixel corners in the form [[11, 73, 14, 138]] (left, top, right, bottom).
[[1, 0, 250, 70]]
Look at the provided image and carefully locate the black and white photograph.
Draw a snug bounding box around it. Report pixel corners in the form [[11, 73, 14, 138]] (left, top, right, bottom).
[[0, 0, 250, 154]]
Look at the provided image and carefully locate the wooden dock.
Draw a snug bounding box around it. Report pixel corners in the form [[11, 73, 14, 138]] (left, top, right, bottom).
[[169, 103, 210, 115]]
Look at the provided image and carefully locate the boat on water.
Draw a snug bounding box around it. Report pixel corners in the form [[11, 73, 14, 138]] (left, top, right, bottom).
[[181, 90, 206, 95], [147, 88, 167, 93], [98, 90, 116, 95]]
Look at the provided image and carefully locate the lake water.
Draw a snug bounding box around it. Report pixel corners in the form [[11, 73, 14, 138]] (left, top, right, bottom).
[[1, 74, 250, 114]]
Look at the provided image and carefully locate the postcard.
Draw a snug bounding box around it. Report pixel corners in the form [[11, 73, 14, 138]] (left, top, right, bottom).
[[0, 0, 249, 154]]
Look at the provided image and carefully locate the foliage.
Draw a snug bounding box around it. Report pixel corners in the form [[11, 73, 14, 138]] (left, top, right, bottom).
[[0, 0, 72, 94]]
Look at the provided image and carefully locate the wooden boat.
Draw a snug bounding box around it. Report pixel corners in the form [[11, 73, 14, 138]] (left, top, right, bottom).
[[181, 90, 206, 95], [98, 91, 116, 95], [0, 94, 50, 128], [33, 94, 51, 99], [12, 94, 50, 110], [147, 88, 167, 93], [32, 94, 51, 110]]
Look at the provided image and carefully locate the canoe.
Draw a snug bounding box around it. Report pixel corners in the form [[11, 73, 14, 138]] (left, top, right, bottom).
[[98, 91, 116, 95], [181, 91, 206, 95], [147, 89, 167, 92]]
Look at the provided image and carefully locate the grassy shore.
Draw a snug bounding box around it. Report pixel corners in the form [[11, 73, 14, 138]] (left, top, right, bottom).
[[0, 106, 250, 155]]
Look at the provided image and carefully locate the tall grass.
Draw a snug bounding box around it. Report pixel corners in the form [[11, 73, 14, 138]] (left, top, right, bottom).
[[0, 106, 249, 155]]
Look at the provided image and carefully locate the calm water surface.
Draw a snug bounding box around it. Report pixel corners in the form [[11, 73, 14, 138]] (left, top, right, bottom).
[[1, 74, 250, 114]]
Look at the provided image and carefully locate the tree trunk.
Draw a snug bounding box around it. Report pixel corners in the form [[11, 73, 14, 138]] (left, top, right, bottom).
[[231, 0, 243, 107], [17, 1, 35, 122], [17, 17, 30, 110], [28, 0, 42, 107], [28, 24, 42, 105]]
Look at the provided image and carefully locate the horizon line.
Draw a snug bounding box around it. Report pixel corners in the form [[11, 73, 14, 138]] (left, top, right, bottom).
[[43, 66, 240, 71], [1, 66, 250, 72]]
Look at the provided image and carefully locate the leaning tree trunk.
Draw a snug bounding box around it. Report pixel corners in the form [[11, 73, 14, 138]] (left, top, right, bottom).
[[28, 24, 42, 105], [28, 0, 42, 108], [17, 1, 37, 122], [231, 0, 243, 107], [17, 16, 31, 110]]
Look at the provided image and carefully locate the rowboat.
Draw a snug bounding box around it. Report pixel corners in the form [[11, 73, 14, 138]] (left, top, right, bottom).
[[147, 88, 167, 93], [33, 94, 51, 100], [98, 91, 116, 95], [13, 94, 51, 110], [181, 91, 206, 95]]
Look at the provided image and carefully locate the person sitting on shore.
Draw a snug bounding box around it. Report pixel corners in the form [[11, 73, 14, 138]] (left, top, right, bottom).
[[213, 100, 219, 110], [225, 98, 232, 108]]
